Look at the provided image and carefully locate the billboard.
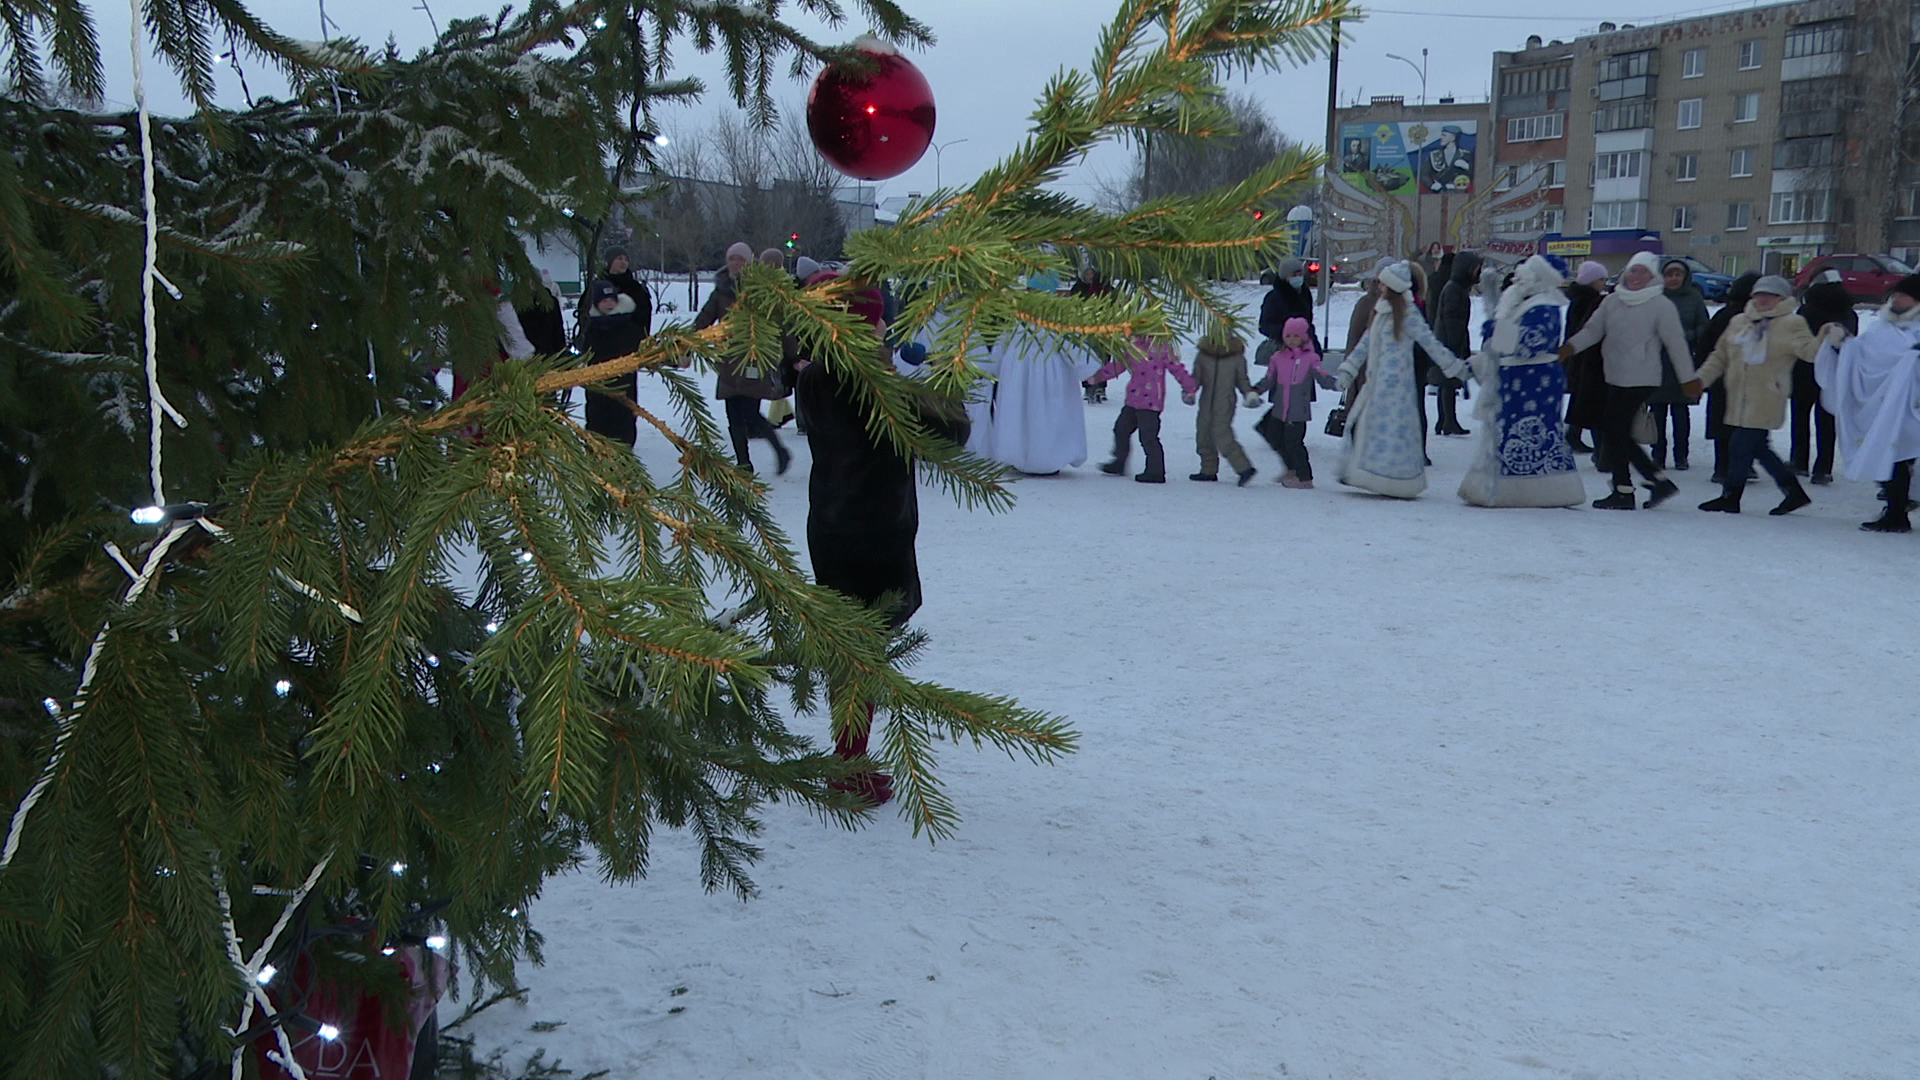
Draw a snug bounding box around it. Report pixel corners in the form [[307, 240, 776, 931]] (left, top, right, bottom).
[[1338, 120, 1478, 196]]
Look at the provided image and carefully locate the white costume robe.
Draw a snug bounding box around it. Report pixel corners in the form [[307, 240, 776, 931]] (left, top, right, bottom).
[[1814, 307, 1920, 482], [968, 336, 1101, 474], [1336, 307, 1466, 498]]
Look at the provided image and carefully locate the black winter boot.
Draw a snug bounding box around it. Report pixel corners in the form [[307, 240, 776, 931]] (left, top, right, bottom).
[[1643, 477, 1680, 509], [1770, 479, 1811, 516], [1593, 486, 1637, 510], [1699, 487, 1743, 513]]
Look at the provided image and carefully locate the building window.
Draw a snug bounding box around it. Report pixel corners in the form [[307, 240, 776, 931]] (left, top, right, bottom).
[[1774, 136, 1836, 170], [1901, 187, 1920, 219], [1596, 151, 1644, 180], [1733, 92, 1761, 123], [1730, 148, 1754, 177], [1725, 254, 1745, 276], [1739, 40, 1763, 69], [1495, 165, 1516, 192], [1592, 200, 1646, 230], [1682, 48, 1706, 77], [1598, 50, 1655, 81], [1543, 207, 1566, 233], [1507, 114, 1565, 142], [1593, 101, 1654, 132], [1673, 205, 1695, 232], [1500, 66, 1568, 97], [1676, 153, 1699, 181], [1727, 202, 1752, 230], [1547, 160, 1567, 188], [1785, 20, 1850, 60], [1770, 188, 1834, 224], [1678, 98, 1703, 129], [1585, 208, 1593, 233]]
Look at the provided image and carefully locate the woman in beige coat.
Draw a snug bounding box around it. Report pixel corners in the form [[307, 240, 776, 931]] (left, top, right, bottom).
[[1691, 275, 1820, 515]]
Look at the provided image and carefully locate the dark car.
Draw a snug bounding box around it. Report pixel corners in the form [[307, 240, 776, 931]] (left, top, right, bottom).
[[1792, 254, 1916, 303], [1669, 256, 1734, 302]]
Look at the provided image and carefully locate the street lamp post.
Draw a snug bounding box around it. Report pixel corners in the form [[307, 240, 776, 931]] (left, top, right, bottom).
[[1386, 49, 1431, 255], [933, 138, 969, 190]]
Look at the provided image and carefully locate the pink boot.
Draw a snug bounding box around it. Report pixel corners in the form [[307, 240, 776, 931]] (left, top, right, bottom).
[[829, 703, 894, 805], [1281, 473, 1313, 489]]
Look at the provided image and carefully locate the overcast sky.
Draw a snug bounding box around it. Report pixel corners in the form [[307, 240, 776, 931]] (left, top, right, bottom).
[[90, 0, 1770, 202]]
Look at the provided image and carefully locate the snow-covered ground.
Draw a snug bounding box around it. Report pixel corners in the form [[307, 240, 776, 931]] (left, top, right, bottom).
[[464, 283, 1920, 1080]]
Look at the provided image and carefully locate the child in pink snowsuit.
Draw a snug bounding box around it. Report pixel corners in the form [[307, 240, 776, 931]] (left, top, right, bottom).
[[1088, 337, 1198, 483], [1253, 316, 1338, 487]]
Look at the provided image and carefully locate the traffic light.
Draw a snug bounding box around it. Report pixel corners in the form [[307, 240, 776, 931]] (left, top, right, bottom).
[[785, 231, 799, 250], [1305, 260, 1320, 275]]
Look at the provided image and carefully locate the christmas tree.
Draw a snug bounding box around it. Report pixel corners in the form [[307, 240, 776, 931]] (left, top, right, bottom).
[[0, 0, 1342, 1074]]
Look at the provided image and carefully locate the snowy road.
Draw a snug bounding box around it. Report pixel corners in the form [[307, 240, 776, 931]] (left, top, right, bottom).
[[465, 284, 1920, 1080]]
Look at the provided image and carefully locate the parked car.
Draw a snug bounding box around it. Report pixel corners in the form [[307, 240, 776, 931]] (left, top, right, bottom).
[[1668, 256, 1734, 302], [1792, 254, 1916, 303]]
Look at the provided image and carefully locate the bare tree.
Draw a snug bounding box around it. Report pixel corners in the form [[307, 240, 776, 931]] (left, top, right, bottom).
[[1115, 93, 1306, 208]]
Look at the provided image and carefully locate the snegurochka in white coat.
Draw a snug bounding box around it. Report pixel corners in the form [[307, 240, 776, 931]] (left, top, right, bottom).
[[967, 329, 1103, 476], [1333, 263, 1469, 499], [1814, 282, 1920, 532]]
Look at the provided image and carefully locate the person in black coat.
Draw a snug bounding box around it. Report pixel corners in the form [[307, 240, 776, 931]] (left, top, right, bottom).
[[792, 353, 970, 805], [1562, 264, 1609, 453], [1430, 249, 1481, 436], [517, 270, 569, 356], [1258, 257, 1319, 354], [1791, 269, 1857, 483], [575, 280, 646, 446], [1698, 271, 1762, 483]]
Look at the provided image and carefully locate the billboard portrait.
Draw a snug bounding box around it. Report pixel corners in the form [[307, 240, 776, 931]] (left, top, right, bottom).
[[1339, 121, 1478, 196]]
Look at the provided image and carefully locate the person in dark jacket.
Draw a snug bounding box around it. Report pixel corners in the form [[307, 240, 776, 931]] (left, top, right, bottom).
[[1698, 271, 1762, 483], [518, 270, 569, 356], [1258, 257, 1319, 354], [697, 242, 791, 473], [1791, 268, 1857, 483], [1649, 259, 1711, 470], [576, 280, 646, 446], [1430, 249, 1481, 436], [1071, 267, 1116, 402], [1563, 261, 1609, 453], [790, 342, 970, 805]]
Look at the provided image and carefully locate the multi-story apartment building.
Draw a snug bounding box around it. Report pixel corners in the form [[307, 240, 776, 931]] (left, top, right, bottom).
[[1484, 0, 1919, 277]]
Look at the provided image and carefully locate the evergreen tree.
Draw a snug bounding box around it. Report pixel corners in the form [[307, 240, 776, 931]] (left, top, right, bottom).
[[0, 0, 1346, 1075]]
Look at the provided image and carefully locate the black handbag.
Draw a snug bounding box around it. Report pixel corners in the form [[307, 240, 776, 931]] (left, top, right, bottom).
[[1324, 405, 1348, 438]]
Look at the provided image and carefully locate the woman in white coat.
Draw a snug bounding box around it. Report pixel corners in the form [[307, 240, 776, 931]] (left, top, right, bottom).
[[1458, 254, 1587, 507], [1334, 262, 1469, 498]]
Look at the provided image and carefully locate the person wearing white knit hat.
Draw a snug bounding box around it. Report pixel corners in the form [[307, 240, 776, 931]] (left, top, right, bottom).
[[1560, 250, 1698, 509], [1330, 262, 1470, 498]]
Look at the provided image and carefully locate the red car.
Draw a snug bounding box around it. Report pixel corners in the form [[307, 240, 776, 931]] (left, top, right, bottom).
[[1792, 254, 1916, 303]]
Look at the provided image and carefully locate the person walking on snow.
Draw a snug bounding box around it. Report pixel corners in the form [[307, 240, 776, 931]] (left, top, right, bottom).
[[1253, 316, 1337, 488], [699, 241, 792, 475], [1649, 258, 1710, 471], [1458, 254, 1586, 507], [1189, 327, 1261, 485], [1690, 275, 1818, 516], [1562, 260, 1610, 456], [1259, 257, 1320, 355], [1333, 262, 1470, 498], [1559, 251, 1698, 510], [1698, 271, 1763, 483], [1815, 273, 1920, 532], [1791, 268, 1857, 484], [1431, 250, 1483, 437], [1088, 337, 1198, 484]]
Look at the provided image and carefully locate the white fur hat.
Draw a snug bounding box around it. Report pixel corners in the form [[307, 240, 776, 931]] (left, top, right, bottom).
[[1378, 261, 1414, 293]]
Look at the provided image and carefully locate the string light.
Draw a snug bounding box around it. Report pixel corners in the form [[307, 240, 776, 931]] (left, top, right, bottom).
[[273, 680, 293, 697], [41, 698, 59, 716], [484, 621, 500, 634], [516, 550, 533, 563], [381, 946, 397, 956], [255, 964, 277, 985], [130, 505, 167, 525], [425, 654, 440, 667], [425, 935, 448, 950], [317, 1023, 341, 1041], [389, 861, 407, 874]]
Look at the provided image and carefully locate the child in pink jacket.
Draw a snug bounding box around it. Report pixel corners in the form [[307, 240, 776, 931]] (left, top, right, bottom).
[[1087, 337, 1198, 483], [1253, 316, 1339, 487]]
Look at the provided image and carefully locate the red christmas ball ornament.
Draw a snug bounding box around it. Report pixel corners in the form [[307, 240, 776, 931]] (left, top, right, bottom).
[[806, 37, 936, 181]]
